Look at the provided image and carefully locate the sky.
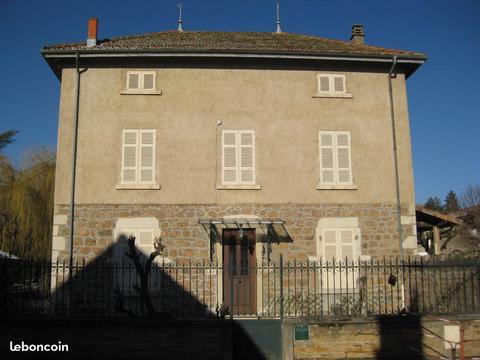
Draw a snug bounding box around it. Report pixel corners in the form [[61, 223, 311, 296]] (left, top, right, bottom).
[[0, 0, 479, 204]]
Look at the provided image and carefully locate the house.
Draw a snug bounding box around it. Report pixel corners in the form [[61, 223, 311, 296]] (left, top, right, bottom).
[[42, 19, 425, 271]]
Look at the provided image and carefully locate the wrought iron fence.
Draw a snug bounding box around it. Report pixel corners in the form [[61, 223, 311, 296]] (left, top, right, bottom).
[[0, 256, 479, 318]]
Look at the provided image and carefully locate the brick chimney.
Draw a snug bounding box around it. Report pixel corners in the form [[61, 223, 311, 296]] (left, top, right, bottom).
[[350, 24, 365, 44], [87, 18, 98, 48]]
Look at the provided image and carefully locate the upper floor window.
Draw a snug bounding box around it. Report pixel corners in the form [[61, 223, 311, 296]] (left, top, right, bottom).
[[122, 71, 161, 95], [318, 131, 355, 188], [117, 129, 160, 189], [314, 74, 352, 98], [222, 130, 256, 186]]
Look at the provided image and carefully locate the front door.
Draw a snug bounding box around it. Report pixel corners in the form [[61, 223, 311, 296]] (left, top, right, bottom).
[[223, 229, 257, 316]]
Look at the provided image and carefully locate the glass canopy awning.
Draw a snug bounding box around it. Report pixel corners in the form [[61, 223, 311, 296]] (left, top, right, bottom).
[[198, 218, 292, 261]]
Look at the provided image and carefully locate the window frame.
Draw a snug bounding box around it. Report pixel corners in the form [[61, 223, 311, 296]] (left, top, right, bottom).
[[113, 225, 163, 293], [314, 222, 363, 290], [122, 71, 161, 95], [221, 130, 257, 187], [318, 131, 354, 187], [313, 73, 352, 98], [117, 129, 159, 189]]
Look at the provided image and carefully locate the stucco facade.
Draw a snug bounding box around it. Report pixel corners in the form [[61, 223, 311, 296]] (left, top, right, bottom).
[[49, 64, 419, 261]]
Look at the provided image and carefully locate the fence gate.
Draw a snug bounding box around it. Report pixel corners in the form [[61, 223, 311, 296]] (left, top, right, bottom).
[[233, 319, 282, 360]]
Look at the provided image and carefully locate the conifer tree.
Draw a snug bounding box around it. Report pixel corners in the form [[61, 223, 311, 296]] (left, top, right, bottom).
[[444, 190, 460, 213], [424, 196, 443, 212]]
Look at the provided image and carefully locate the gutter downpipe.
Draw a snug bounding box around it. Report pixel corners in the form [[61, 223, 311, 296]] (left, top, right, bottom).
[[388, 55, 406, 310], [68, 52, 82, 314]]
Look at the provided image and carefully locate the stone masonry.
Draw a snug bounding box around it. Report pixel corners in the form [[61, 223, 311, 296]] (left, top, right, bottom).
[[52, 203, 416, 262]]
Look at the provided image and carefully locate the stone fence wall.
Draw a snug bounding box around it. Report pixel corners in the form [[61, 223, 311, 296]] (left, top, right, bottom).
[[285, 315, 480, 359]]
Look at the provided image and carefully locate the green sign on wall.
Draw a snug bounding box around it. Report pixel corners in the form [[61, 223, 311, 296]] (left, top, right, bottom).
[[294, 324, 309, 341]]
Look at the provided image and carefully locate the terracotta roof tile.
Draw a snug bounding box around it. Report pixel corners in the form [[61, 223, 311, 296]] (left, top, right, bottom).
[[43, 31, 426, 59]]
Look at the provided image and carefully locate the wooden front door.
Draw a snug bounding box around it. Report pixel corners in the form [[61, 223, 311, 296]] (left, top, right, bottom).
[[223, 229, 257, 316]]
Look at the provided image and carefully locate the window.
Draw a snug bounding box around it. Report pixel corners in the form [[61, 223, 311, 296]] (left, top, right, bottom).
[[114, 228, 159, 262], [122, 71, 161, 94], [314, 218, 362, 290], [113, 218, 162, 292], [320, 228, 358, 261], [222, 130, 256, 186], [118, 129, 158, 189], [318, 131, 354, 186], [314, 74, 351, 98]]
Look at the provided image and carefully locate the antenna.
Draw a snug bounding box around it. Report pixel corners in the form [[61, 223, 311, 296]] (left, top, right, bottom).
[[177, 3, 183, 32], [275, 2, 282, 33]]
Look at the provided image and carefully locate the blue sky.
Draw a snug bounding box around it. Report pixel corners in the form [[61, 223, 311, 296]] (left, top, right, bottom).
[[1, 0, 479, 203]]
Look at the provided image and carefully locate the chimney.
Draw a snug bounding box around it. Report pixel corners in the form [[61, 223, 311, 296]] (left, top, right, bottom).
[[350, 24, 365, 44], [87, 18, 98, 48]]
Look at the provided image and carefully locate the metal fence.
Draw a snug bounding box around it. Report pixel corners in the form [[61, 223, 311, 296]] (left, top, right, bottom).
[[1, 256, 479, 318]]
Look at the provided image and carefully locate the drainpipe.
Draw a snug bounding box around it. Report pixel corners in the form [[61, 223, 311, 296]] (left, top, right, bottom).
[[388, 55, 406, 308], [68, 53, 81, 268]]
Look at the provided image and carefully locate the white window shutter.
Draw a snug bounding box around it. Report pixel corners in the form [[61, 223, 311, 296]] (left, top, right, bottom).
[[339, 229, 355, 260], [239, 131, 255, 184], [319, 76, 330, 92], [222, 130, 255, 185], [143, 73, 155, 90], [122, 130, 138, 183], [319, 133, 335, 183], [333, 76, 345, 92], [319, 131, 352, 185], [223, 131, 238, 183], [336, 133, 352, 183], [139, 130, 155, 183], [323, 229, 338, 260], [127, 73, 140, 90], [138, 230, 154, 256]]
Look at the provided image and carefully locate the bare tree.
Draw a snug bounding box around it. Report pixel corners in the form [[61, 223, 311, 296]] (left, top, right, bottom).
[[460, 184, 480, 208]]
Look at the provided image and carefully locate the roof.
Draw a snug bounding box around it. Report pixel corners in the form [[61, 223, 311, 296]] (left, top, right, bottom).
[[415, 205, 462, 228], [43, 31, 426, 60]]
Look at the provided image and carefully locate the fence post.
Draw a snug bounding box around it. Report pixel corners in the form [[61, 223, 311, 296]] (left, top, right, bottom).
[[280, 253, 284, 319]]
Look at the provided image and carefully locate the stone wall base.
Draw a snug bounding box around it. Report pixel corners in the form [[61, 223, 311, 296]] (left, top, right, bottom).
[[52, 203, 416, 262]]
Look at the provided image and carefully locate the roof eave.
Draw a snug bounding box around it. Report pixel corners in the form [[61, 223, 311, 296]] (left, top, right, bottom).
[[40, 48, 426, 79]]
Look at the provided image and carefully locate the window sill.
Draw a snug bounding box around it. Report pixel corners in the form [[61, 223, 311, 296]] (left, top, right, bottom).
[[312, 93, 352, 99], [217, 184, 262, 190], [115, 183, 161, 190], [120, 90, 162, 95], [316, 183, 357, 190]]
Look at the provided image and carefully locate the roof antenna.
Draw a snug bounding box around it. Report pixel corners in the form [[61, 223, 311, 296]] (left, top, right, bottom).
[[275, 2, 282, 33], [177, 3, 183, 32]]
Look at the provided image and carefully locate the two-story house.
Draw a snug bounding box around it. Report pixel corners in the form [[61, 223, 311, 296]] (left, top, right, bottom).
[[43, 20, 425, 275]]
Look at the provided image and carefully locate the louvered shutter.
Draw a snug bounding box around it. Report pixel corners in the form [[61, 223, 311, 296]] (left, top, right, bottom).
[[122, 130, 138, 183], [143, 73, 155, 90], [319, 133, 335, 183], [223, 131, 238, 183], [319, 76, 330, 92], [239, 131, 255, 184], [323, 230, 337, 260], [138, 230, 154, 256], [336, 133, 352, 183], [339, 229, 354, 259], [333, 76, 345, 92], [127, 73, 140, 90], [139, 130, 155, 183]]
